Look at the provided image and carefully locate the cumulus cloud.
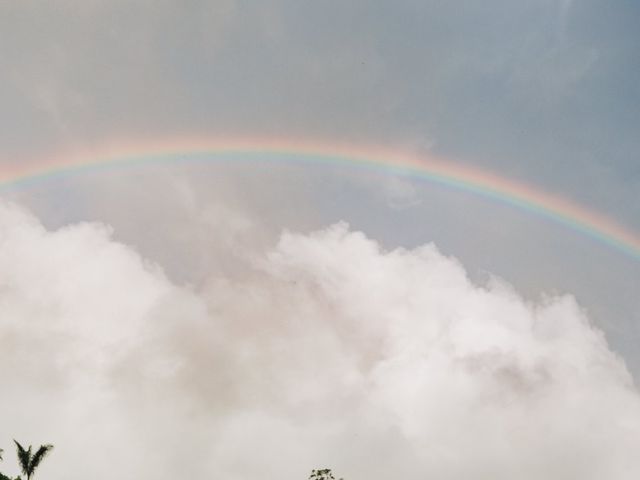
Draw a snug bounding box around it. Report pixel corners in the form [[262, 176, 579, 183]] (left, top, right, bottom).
[[0, 202, 639, 479]]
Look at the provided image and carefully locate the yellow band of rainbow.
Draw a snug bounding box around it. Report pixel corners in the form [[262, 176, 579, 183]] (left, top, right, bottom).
[[2, 137, 639, 261]]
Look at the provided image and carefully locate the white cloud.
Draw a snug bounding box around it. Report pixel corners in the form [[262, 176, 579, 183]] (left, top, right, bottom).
[[0, 203, 639, 479]]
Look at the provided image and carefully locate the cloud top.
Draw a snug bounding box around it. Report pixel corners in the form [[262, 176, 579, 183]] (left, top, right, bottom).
[[0, 204, 639, 479]]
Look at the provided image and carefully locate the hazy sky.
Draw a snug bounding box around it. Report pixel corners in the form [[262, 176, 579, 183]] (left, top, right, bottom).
[[0, 1, 639, 479]]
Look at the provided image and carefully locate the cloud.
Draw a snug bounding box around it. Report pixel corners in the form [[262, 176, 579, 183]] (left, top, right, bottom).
[[381, 176, 422, 210], [0, 202, 639, 479]]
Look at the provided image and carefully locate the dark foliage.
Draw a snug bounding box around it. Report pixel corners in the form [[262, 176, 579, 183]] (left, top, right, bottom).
[[309, 468, 344, 480], [13, 441, 53, 480]]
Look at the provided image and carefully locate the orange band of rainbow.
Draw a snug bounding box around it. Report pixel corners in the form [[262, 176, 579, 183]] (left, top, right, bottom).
[[2, 137, 639, 261]]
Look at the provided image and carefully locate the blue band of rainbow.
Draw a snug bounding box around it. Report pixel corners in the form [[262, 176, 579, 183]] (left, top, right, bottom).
[[2, 138, 639, 261]]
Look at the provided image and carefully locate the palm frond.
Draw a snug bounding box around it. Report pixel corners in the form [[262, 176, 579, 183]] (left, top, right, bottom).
[[13, 441, 30, 476], [29, 446, 53, 472]]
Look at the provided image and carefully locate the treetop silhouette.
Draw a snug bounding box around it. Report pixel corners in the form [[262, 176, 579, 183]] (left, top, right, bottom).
[[309, 468, 344, 480], [14, 441, 53, 480], [0, 441, 53, 480]]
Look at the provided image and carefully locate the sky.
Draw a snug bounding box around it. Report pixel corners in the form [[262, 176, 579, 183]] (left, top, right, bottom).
[[0, 1, 639, 479]]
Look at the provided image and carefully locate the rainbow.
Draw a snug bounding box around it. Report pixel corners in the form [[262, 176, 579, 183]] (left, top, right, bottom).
[[2, 137, 639, 261]]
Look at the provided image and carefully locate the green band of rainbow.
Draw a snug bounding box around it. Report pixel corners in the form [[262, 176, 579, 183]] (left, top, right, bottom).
[[2, 137, 639, 261]]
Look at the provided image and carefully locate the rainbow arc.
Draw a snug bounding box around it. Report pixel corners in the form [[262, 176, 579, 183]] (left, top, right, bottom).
[[2, 137, 639, 260]]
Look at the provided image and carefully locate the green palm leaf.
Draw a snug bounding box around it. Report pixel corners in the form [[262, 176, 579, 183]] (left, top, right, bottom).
[[13, 441, 30, 478], [29, 446, 52, 474], [13, 441, 53, 480]]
